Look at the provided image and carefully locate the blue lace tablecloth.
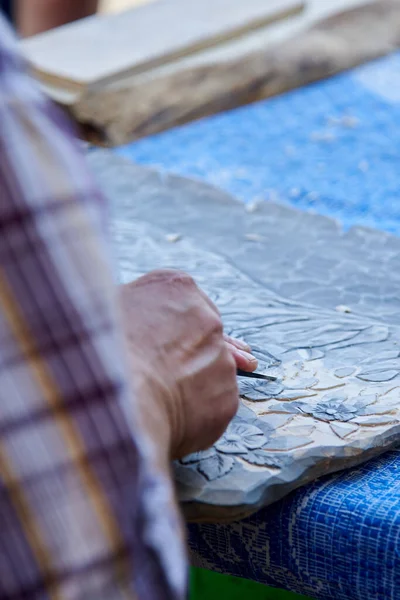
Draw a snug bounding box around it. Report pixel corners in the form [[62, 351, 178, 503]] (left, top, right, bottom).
[[116, 53, 400, 600]]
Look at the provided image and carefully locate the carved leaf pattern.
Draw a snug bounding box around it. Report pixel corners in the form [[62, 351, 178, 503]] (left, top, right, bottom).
[[197, 452, 235, 481], [244, 450, 288, 468], [352, 415, 398, 426], [180, 448, 215, 465], [329, 422, 359, 439], [298, 348, 325, 361], [356, 351, 400, 382], [181, 448, 235, 481], [264, 436, 312, 451], [334, 367, 356, 378]]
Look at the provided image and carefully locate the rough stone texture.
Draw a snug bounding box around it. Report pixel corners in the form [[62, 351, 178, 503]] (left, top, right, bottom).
[[88, 148, 400, 522]]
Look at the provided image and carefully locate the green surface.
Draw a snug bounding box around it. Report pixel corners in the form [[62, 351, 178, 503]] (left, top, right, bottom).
[[190, 568, 315, 600]]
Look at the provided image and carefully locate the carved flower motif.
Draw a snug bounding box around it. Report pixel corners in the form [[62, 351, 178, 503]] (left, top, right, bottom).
[[181, 421, 268, 481], [300, 394, 376, 422], [307, 396, 357, 422], [215, 422, 267, 454], [238, 378, 284, 401], [179, 418, 308, 480]]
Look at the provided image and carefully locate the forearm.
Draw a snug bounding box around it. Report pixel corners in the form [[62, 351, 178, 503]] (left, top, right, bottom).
[[16, 0, 98, 36]]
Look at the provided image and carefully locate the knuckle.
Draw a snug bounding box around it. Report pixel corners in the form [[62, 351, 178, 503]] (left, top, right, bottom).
[[190, 303, 223, 339], [206, 309, 224, 335], [168, 270, 196, 287], [143, 269, 195, 286]]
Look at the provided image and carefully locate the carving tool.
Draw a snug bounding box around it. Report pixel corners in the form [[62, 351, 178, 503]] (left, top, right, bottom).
[[236, 369, 277, 381]]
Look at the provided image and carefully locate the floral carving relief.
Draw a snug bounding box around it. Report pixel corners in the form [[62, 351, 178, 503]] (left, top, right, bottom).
[[111, 207, 400, 518]]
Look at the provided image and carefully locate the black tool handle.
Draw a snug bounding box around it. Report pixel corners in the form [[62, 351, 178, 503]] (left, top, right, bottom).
[[236, 369, 277, 382]]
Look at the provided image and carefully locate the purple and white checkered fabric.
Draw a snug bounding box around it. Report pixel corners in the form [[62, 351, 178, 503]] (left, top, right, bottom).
[[0, 15, 186, 600]]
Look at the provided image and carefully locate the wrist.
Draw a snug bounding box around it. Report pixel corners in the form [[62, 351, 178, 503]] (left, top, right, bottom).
[[129, 355, 177, 464]]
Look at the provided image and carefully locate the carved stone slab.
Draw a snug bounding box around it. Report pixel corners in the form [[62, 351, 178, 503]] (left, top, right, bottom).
[[88, 149, 400, 522]]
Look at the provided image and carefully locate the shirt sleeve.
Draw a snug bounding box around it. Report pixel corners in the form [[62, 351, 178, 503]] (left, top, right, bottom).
[[0, 15, 186, 600]]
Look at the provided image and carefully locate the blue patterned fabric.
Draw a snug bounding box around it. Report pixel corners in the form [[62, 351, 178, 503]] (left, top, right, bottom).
[[187, 451, 400, 599], [117, 54, 400, 236], [116, 53, 400, 600]]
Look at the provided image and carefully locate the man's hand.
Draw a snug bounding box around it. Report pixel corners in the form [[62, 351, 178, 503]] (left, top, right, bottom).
[[120, 270, 257, 460]]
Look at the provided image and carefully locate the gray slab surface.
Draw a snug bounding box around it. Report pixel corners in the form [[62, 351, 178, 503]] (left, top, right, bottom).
[[88, 149, 400, 521]]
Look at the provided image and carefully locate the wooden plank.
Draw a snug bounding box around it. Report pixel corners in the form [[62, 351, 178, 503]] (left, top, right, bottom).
[[21, 0, 304, 93], [100, 0, 153, 13], [70, 0, 399, 145]]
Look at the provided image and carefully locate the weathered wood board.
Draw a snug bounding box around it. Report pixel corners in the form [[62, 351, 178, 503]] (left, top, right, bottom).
[[21, 0, 303, 93], [71, 0, 400, 144]]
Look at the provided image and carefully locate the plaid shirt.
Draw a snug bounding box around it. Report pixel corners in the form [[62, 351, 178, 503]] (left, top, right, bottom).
[[0, 15, 186, 600]]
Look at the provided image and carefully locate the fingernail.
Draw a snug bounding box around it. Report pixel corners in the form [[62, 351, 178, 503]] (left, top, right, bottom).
[[238, 349, 258, 365]]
